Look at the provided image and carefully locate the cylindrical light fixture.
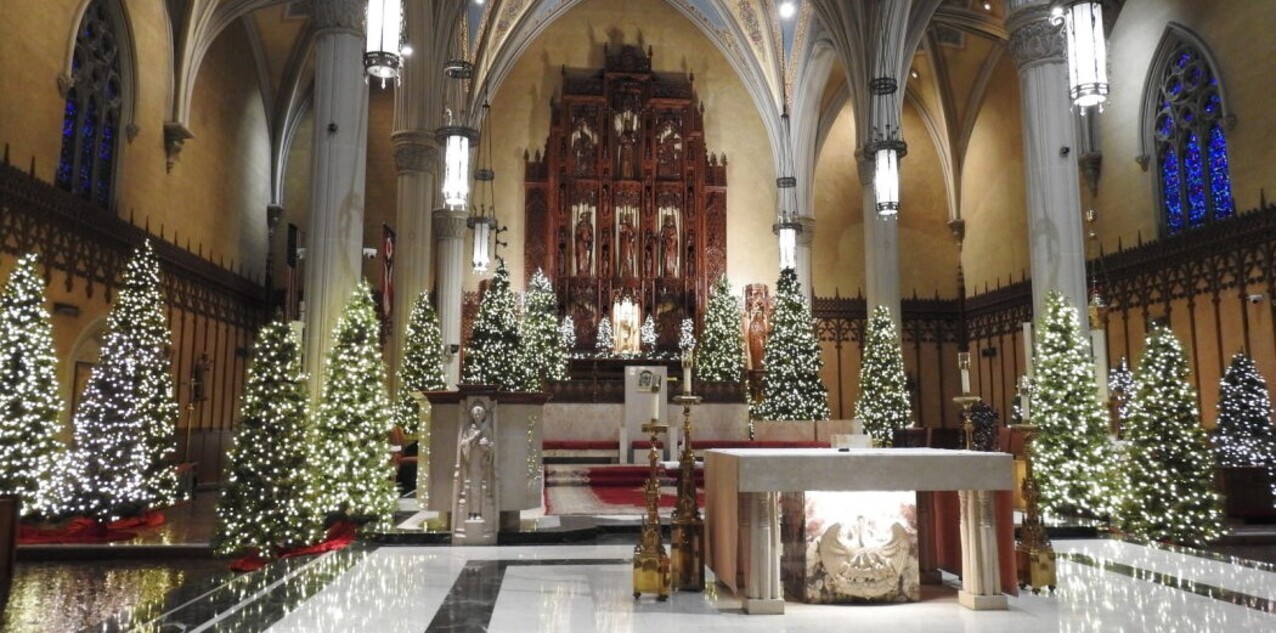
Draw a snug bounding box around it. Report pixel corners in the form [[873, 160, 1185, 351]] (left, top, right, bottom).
[[1057, 1, 1109, 107], [364, 0, 405, 87], [773, 177, 800, 271], [871, 139, 906, 216], [468, 212, 495, 273], [439, 128, 474, 209]]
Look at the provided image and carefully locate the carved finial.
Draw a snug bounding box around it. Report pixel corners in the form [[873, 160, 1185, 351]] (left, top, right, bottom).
[[3, 143, 9, 165], [28, 156, 36, 178], [160, 223, 165, 240], [1117, 236, 1123, 252], [145, 216, 150, 232], [721, 154, 728, 165], [1136, 230, 1143, 246], [1261, 188, 1268, 209], [648, 45, 653, 61], [523, 149, 529, 161], [689, 71, 695, 83]]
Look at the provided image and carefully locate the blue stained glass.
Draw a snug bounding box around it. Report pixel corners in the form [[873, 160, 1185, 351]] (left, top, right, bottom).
[[1177, 52, 1191, 68], [79, 97, 97, 196], [1208, 125, 1235, 219], [57, 99, 78, 188], [1184, 133, 1207, 227], [58, 0, 123, 207], [1204, 93, 1220, 115], [1162, 148, 1184, 234]]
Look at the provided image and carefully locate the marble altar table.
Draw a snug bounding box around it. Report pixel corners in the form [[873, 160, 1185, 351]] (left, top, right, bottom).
[[704, 448, 1014, 614]]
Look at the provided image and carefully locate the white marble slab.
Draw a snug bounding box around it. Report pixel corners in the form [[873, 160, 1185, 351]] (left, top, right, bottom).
[[706, 448, 1014, 493]]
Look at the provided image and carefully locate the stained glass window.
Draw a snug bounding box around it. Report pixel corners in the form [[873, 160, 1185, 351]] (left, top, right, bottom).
[[56, 0, 124, 208], [1153, 37, 1234, 235]]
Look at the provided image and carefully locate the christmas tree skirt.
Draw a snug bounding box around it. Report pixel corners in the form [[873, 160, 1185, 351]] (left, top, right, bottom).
[[17, 511, 165, 544], [229, 521, 359, 572]]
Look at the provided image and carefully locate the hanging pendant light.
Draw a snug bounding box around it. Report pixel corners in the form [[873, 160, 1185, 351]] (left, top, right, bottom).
[[872, 138, 905, 216], [364, 0, 407, 87], [1054, 1, 1109, 108], [439, 59, 478, 211], [468, 100, 500, 273], [773, 112, 801, 271]]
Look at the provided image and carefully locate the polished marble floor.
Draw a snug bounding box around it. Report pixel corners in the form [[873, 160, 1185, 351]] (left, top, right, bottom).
[[56, 537, 1268, 633]]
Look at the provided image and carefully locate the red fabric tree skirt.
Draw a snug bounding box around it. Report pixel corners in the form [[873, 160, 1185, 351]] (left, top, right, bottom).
[[229, 521, 359, 573], [17, 511, 166, 544]]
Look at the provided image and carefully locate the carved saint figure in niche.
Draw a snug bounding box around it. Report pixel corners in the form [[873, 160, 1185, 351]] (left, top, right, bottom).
[[556, 226, 568, 277], [660, 213, 679, 277], [618, 211, 636, 277], [745, 285, 769, 371], [614, 93, 641, 179], [656, 119, 682, 178], [571, 117, 597, 175], [643, 230, 655, 278], [600, 240, 612, 278], [684, 229, 695, 277], [457, 403, 493, 520], [575, 210, 593, 276]]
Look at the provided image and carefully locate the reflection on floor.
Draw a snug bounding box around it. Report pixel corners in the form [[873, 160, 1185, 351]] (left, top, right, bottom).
[[17, 538, 1266, 633]]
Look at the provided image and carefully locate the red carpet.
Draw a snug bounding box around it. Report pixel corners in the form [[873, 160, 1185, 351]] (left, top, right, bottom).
[[543, 465, 704, 516], [230, 521, 359, 572]]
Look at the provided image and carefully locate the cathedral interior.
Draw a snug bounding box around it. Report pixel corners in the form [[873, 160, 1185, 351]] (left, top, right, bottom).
[[2, 1, 1276, 631]]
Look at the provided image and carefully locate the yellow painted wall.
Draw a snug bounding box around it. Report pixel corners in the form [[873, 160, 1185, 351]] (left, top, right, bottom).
[[960, 54, 1028, 294], [1095, 0, 1276, 251], [811, 103, 864, 298], [481, 0, 778, 292], [899, 101, 960, 299]]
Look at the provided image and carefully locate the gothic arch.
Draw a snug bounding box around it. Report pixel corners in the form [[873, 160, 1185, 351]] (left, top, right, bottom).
[[1137, 23, 1237, 235]]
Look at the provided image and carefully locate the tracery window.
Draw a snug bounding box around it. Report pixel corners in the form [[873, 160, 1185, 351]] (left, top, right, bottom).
[[1152, 37, 1234, 235], [56, 0, 126, 208]]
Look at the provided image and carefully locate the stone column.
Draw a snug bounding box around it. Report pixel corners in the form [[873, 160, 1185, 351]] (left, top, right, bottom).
[[386, 0, 445, 394], [860, 158, 902, 321], [1008, 1, 1088, 325], [434, 208, 469, 387], [387, 134, 439, 390], [303, 0, 369, 402], [795, 216, 816, 298]]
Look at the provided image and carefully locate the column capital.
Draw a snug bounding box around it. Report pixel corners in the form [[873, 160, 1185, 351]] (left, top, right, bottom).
[[433, 208, 470, 239], [392, 131, 439, 174], [312, 0, 366, 36], [796, 215, 816, 246], [1006, 4, 1065, 70]]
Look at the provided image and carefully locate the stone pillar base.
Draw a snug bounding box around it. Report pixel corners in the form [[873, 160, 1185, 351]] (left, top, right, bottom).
[[743, 598, 785, 615], [958, 591, 1008, 611]]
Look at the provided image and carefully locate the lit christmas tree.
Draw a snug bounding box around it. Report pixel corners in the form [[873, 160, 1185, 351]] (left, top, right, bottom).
[[595, 314, 614, 357], [65, 242, 182, 522], [1118, 325, 1224, 545], [698, 275, 745, 382], [311, 282, 397, 526], [1109, 356, 1135, 428], [560, 315, 576, 356], [462, 262, 531, 390], [0, 253, 66, 519], [753, 268, 829, 421], [854, 305, 911, 446], [519, 269, 565, 390], [213, 320, 323, 556], [640, 314, 656, 356], [679, 318, 696, 354], [1212, 353, 1274, 469], [394, 291, 446, 436], [1031, 291, 1112, 518]]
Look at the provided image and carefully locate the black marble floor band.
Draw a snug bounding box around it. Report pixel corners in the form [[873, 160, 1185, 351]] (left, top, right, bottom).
[[424, 558, 631, 633], [1059, 552, 1275, 614]]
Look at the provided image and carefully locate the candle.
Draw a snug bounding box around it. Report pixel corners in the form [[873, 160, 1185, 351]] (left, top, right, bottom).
[[961, 367, 971, 395], [650, 377, 661, 421], [1023, 321, 1034, 378], [683, 364, 692, 395]]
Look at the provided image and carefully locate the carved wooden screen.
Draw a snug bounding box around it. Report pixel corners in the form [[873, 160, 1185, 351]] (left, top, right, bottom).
[[524, 45, 727, 352]]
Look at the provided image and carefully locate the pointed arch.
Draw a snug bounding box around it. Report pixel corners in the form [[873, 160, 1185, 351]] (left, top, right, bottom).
[[56, 0, 138, 209], [1139, 23, 1236, 235]]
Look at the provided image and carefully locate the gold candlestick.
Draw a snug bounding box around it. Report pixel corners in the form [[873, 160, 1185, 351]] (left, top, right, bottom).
[[671, 393, 704, 591], [953, 395, 980, 450], [1009, 423, 1056, 594], [634, 413, 671, 601]]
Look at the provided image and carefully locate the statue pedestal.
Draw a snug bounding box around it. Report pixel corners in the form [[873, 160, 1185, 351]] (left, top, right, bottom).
[[425, 387, 548, 544]]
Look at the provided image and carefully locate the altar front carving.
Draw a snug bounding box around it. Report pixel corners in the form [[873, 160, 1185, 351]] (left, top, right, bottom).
[[525, 44, 727, 354]]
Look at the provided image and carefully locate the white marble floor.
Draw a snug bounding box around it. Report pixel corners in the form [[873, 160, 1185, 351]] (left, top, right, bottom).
[[259, 539, 1276, 633]]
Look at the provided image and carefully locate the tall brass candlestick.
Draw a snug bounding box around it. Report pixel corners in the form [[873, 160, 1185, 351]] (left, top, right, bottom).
[[634, 386, 671, 600], [671, 393, 704, 591], [1009, 423, 1056, 594]]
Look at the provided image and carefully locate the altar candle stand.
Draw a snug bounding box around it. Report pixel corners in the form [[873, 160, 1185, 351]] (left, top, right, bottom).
[[634, 379, 671, 601], [954, 352, 980, 450], [671, 355, 704, 591], [1008, 423, 1056, 594]]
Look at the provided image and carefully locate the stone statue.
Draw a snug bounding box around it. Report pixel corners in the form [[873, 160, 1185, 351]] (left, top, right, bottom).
[[746, 285, 769, 370], [575, 211, 593, 276], [661, 214, 678, 277], [684, 229, 695, 277], [457, 403, 493, 520], [643, 230, 655, 278], [556, 226, 568, 277]]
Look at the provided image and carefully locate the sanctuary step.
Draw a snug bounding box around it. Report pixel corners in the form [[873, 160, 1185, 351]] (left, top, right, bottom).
[[543, 440, 620, 464]]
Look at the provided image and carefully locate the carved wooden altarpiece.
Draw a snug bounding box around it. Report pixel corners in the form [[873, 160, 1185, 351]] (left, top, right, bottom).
[[524, 45, 728, 353]]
